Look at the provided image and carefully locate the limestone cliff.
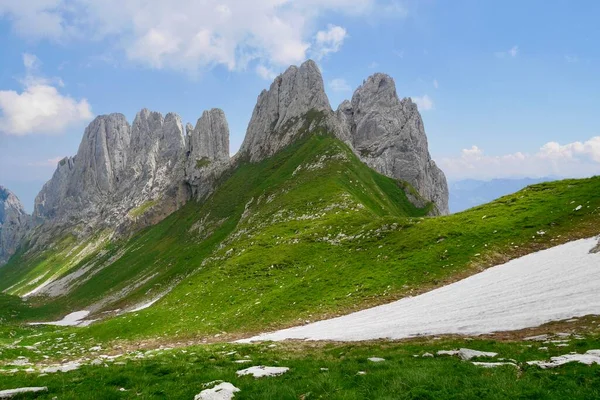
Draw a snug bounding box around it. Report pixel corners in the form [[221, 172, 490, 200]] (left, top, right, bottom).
[[336, 73, 449, 214], [0, 186, 30, 264]]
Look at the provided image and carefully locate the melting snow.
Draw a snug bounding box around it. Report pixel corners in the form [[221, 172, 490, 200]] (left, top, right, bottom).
[[527, 349, 600, 369], [194, 382, 240, 400], [29, 310, 91, 327], [236, 366, 289, 378], [240, 238, 600, 342]]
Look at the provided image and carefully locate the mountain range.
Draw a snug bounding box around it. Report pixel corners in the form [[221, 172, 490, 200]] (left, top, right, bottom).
[[0, 59, 448, 267], [1, 60, 600, 399]]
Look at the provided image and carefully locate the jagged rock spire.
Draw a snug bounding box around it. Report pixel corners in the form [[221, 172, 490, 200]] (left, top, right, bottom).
[[337, 73, 449, 214], [32, 107, 231, 239], [0, 186, 30, 264], [239, 59, 331, 162]]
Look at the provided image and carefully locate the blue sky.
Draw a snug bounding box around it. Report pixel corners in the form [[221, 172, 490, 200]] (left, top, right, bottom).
[[1, 0, 599, 212]]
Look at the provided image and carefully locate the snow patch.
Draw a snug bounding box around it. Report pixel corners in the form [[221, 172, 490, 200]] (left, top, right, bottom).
[[29, 310, 91, 327], [240, 238, 600, 342], [236, 366, 289, 378]]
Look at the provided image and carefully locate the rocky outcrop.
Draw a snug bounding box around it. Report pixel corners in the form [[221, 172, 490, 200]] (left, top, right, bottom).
[[185, 109, 231, 199], [0, 186, 30, 264], [24, 60, 448, 257], [335, 73, 449, 214], [33, 108, 231, 241], [238, 62, 449, 214], [239, 60, 332, 162]]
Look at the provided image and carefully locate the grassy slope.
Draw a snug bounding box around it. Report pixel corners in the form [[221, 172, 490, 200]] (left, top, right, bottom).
[[91, 174, 599, 344], [1, 130, 599, 346], [0, 133, 427, 323], [1, 334, 600, 399]]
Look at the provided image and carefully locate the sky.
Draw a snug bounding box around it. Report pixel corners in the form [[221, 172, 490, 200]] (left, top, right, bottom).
[[0, 0, 599, 213]]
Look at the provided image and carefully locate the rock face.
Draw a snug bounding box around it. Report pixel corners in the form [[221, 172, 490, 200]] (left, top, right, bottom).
[[185, 109, 231, 198], [239, 60, 332, 162], [239, 63, 449, 214], [33, 108, 230, 241], [335, 73, 449, 214], [0, 186, 30, 264], [18, 59, 448, 259]]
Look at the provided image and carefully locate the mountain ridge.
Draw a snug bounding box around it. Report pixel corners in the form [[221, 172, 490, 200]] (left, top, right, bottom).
[[0, 59, 448, 265]]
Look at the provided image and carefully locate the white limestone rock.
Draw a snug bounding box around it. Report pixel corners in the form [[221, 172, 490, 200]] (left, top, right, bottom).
[[31, 108, 220, 245], [336, 73, 449, 214], [0, 186, 30, 264], [239, 60, 331, 162], [185, 109, 232, 199]]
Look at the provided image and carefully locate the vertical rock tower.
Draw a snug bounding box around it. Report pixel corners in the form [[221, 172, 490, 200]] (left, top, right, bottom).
[[336, 73, 449, 214], [0, 186, 30, 264]]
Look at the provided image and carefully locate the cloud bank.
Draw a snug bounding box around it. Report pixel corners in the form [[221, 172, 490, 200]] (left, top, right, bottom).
[[0, 0, 403, 75], [439, 137, 600, 180]]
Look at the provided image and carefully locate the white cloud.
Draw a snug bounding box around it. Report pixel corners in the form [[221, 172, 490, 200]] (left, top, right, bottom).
[[412, 95, 434, 111], [313, 25, 347, 60], [439, 137, 600, 180], [368, 61, 379, 69], [433, 79, 438, 89], [256, 64, 278, 81], [23, 53, 41, 70], [0, 0, 71, 40], [329, 78, 351, 92], [0, 54, 93, 136], [0, 1, 407, 76], [495, 45, 519, 59]]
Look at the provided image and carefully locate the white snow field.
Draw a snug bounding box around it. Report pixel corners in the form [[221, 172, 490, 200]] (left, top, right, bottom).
[[241, 237, 600, 342], [28, 310, 90, 327]]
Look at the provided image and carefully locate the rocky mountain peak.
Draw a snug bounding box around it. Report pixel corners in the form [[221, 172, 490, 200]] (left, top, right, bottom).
[[185, 108, 231, 198], [337, 73, 449, 214], [187, 108, 229, 163], [27, 105, 234, 251], [239, 59, 331, 162], [0, 186, 30, 264]]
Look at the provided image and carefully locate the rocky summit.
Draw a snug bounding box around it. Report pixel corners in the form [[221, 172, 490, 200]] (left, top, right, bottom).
[[0, 186, 30, 264], [0, 59, 448, 264], [31, 108, 229, 248], [336, 74, 449, 214], [239, 60, 449, 214], [239, 59, 332, 162]]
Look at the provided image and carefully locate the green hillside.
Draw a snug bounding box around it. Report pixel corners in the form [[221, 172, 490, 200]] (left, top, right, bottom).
[[0, 123, 599, 348], [0, 131, 429, 325]]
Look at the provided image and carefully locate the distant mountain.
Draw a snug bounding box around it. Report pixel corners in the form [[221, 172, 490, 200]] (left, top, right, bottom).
[[449, 177, 555, 213]]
